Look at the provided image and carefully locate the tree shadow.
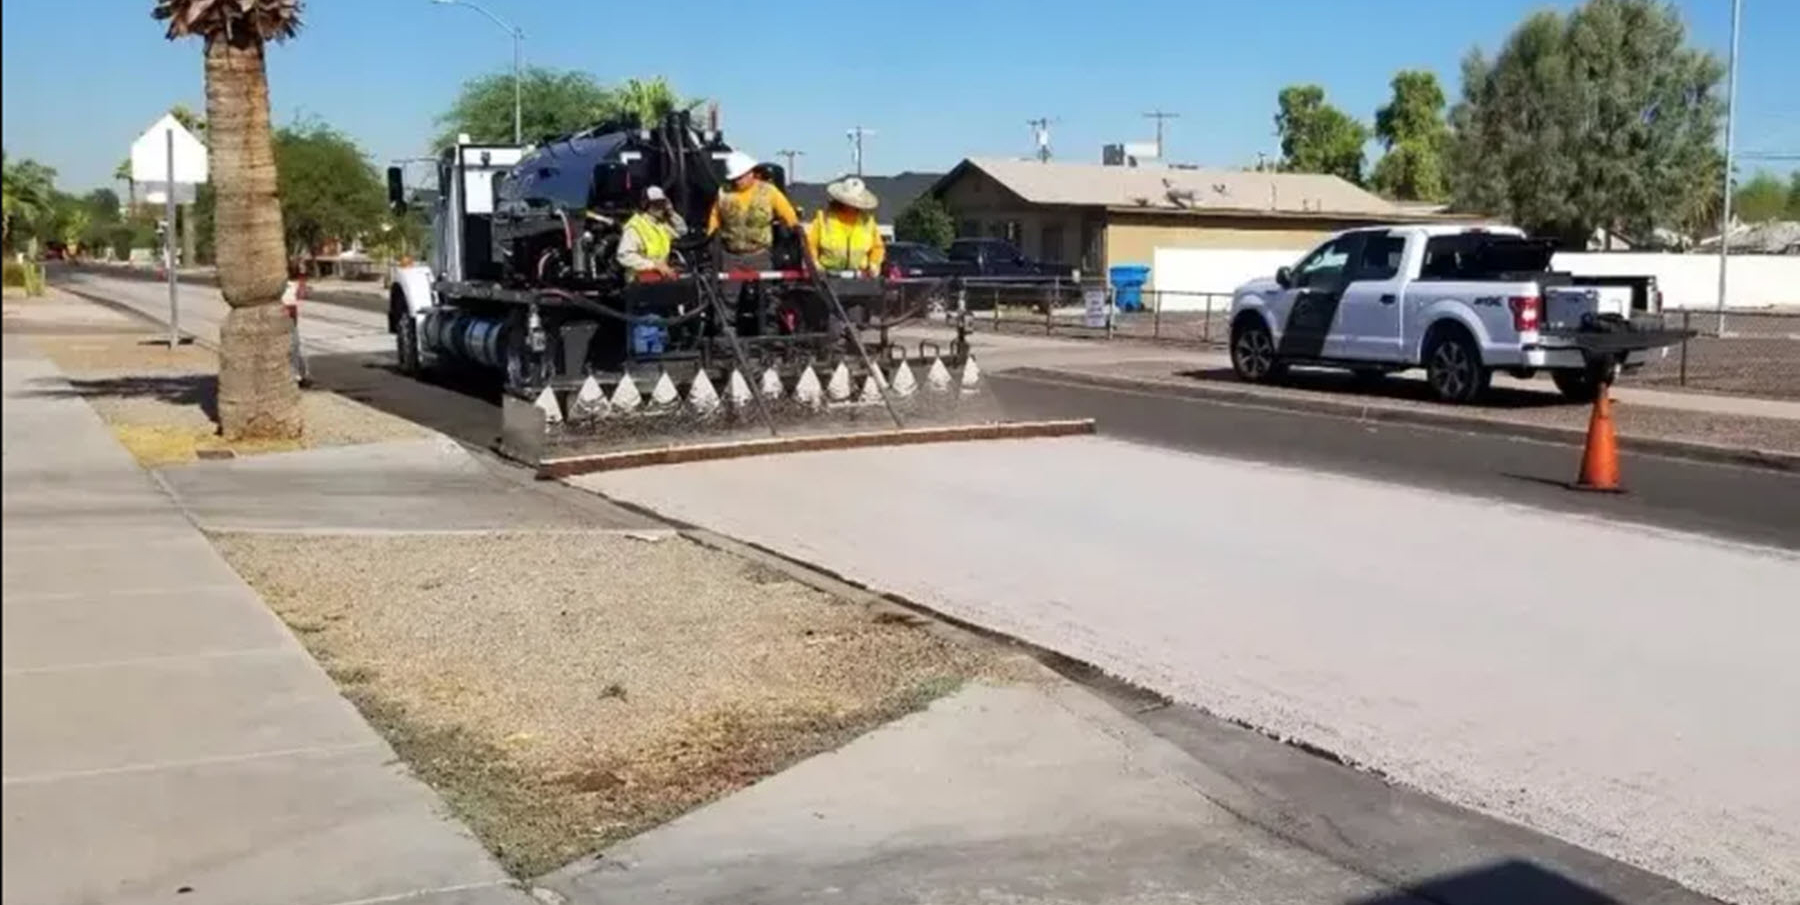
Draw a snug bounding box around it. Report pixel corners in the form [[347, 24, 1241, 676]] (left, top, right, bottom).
[[29, 374, 220, 423], [1348, 859, 1624, 905], [1174, 366, 1572, 411]]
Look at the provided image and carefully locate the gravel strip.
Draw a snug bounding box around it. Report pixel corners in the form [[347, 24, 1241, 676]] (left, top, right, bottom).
[[19, 302, 427, 465], [212, 530, 1025, 877]]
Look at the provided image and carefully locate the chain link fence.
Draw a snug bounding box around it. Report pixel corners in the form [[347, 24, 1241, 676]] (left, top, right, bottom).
[[1637, 309, 1800, 400], [949, 280, 1800, 401]]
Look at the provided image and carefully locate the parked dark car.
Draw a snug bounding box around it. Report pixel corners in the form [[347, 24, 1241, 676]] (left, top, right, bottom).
[[884, 242, 975, 280], [946, 237, 1071, 280], [882, 242, 971, 317]]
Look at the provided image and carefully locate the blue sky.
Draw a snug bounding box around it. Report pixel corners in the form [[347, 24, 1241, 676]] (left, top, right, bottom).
[[4, 0, 1795, 191]]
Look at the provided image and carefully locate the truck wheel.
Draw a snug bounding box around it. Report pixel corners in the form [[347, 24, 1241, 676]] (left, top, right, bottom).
[[1552, 368, 1604, 403], [1231, 319, 1286, 383], [395, 310, 422, 376], [1424, 330, 1489, 404]]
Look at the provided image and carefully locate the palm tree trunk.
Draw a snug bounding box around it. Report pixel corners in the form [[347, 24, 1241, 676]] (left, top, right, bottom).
[[205, 35, 300, 440]]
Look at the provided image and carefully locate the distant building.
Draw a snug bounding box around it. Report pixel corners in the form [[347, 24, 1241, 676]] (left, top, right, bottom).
[[928, 157, 1474, 275], [785, 172, 942, 239]]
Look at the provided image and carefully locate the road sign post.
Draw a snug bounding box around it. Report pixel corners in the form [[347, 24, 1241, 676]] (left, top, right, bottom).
[[130, 113, 208, 349], [165, 128, 179, 349]]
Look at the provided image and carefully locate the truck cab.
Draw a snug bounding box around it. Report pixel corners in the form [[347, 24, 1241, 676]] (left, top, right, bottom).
[[1228, 225, 1663, 403]]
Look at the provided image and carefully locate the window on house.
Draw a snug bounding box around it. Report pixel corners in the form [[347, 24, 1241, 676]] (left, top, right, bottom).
[[957, 220, 981, 240]]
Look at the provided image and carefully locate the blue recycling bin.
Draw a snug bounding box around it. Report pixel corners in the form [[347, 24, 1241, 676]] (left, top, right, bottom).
[[1109, 265, 1152, 312]]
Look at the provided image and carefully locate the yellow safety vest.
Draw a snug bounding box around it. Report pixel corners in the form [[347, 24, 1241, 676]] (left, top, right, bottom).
[[624, 213, 672, 274], [813, 211, 878, 272], [716, 182, 775, 254]]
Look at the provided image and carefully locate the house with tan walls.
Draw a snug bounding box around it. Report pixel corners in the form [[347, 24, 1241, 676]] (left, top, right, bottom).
[[929, 158, 1475, 293]]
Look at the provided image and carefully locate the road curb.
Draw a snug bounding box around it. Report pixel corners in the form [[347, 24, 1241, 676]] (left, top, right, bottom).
[[56, 284, 219, 353], [1008, 366, 1800, 474]]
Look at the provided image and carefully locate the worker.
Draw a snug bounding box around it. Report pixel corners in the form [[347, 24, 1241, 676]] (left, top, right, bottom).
[[706, 151, 801, 269], [616, 186, 687, 280], [806, 177, 885, 276]]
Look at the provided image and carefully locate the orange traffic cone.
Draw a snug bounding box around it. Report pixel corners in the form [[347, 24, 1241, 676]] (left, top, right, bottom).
[[1573, 384, 1623, 492]]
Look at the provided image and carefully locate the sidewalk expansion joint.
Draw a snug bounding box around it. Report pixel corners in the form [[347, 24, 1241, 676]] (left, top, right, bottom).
[[1, 741, 384, 787], [1, 645, 297, 677]]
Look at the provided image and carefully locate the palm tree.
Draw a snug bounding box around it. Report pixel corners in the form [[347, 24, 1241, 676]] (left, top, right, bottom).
[[610, 77, 696, 126], [153, 0, 302, 440]]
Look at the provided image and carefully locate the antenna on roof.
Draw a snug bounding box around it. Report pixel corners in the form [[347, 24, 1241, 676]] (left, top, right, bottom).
[[1027, 117, 1056, 162]]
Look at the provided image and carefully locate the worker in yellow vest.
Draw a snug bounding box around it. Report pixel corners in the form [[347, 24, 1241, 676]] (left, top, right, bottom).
[[616, 186, 686, 280], [706, 151, 801, 269], [806, 177, 885, 277]]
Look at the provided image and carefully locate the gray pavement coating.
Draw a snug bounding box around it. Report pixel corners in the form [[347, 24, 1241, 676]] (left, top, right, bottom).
[[578, 434, 1800, 905]]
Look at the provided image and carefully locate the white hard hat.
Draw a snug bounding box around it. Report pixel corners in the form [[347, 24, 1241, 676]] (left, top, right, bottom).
[[644, 185, 668, 202], [722, 151, 759, 181]]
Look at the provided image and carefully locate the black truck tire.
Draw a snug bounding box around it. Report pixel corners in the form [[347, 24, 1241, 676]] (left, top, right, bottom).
[[1424, 327, 1490, 404]]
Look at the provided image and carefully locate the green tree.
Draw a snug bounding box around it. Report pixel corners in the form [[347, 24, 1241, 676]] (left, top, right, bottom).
[[894, 195, 955, 250], [1275, 85, 1369, 185], [1370, 70, 1450, 202], [273, 119, 386, 261], [3, 155, 59, 249], [1449, 0, 1723, 247], [1731, 170, 1787, 223], [1788, 171, 1800, 220], [155, 0, 304, 440], [435, 67, 615, 148]]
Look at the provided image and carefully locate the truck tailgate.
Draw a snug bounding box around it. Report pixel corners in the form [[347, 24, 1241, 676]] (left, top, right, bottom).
[[1543, 285, 1632, 332]]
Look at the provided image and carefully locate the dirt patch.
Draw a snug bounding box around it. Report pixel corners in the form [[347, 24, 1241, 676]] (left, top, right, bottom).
[[23, 326, 427, 467], [211, 531, 1029, 878]]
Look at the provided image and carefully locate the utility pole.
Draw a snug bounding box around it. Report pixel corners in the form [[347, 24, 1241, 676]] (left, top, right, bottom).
[[846, 125, 875, 176], [1143, 109, 1180, 160], [775, 149, 805, 182], [1027, 117, 1054, 162], [1716, 0, 1742, 336]]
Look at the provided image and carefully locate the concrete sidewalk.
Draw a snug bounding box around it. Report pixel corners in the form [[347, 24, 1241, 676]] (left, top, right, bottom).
[[1, 334, 531, 905]]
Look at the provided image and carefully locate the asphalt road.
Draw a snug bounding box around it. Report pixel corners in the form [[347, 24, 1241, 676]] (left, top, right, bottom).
[[991, 371, 1800, 549], [290, 311, 1800, 551], [50, 270, 1800, 549]]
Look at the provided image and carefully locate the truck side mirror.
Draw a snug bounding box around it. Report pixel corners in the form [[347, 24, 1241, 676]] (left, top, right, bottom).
[[1275, 265, 1293, 288], [386, 167, 406, 214]]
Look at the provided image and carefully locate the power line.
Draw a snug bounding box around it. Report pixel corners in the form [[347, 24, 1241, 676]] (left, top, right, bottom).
[[845, 126, 876, 177], [775, 149, 805, 182], [1143, 109, 1180, 159]]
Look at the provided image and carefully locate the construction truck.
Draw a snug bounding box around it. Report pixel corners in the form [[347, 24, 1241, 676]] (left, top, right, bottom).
[[385, 112, 1087, 474]]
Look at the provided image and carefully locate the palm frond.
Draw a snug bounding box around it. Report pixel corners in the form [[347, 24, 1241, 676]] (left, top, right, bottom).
[[154, 0, 304, 43]]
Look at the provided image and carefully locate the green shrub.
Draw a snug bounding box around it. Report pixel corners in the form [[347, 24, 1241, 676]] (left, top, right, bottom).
[[4, 261, 47, 296]]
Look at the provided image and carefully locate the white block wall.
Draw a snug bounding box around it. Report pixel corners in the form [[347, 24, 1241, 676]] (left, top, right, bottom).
[[1148, 247, 1800, 311]]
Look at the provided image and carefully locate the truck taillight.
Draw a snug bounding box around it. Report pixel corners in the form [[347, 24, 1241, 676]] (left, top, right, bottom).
[[1509, 296, 1541, 332]]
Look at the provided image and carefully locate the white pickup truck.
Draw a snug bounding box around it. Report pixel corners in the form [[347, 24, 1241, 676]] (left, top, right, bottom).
[[1228, 224, 1663, 403]]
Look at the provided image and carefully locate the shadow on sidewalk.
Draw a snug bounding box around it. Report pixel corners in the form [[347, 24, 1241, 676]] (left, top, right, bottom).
[[1347, 859, 1622, 905], [27, 373, 220, 422], [1175, 366, 1572, 410]]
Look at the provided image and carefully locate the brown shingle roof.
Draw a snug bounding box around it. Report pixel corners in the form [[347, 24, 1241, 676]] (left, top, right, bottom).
[[943, 157, 1407, 218]]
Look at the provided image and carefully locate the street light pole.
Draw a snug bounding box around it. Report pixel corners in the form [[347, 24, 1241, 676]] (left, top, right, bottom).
[[432, 0, 524, 144], [1715, 0, 1742, 336]]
